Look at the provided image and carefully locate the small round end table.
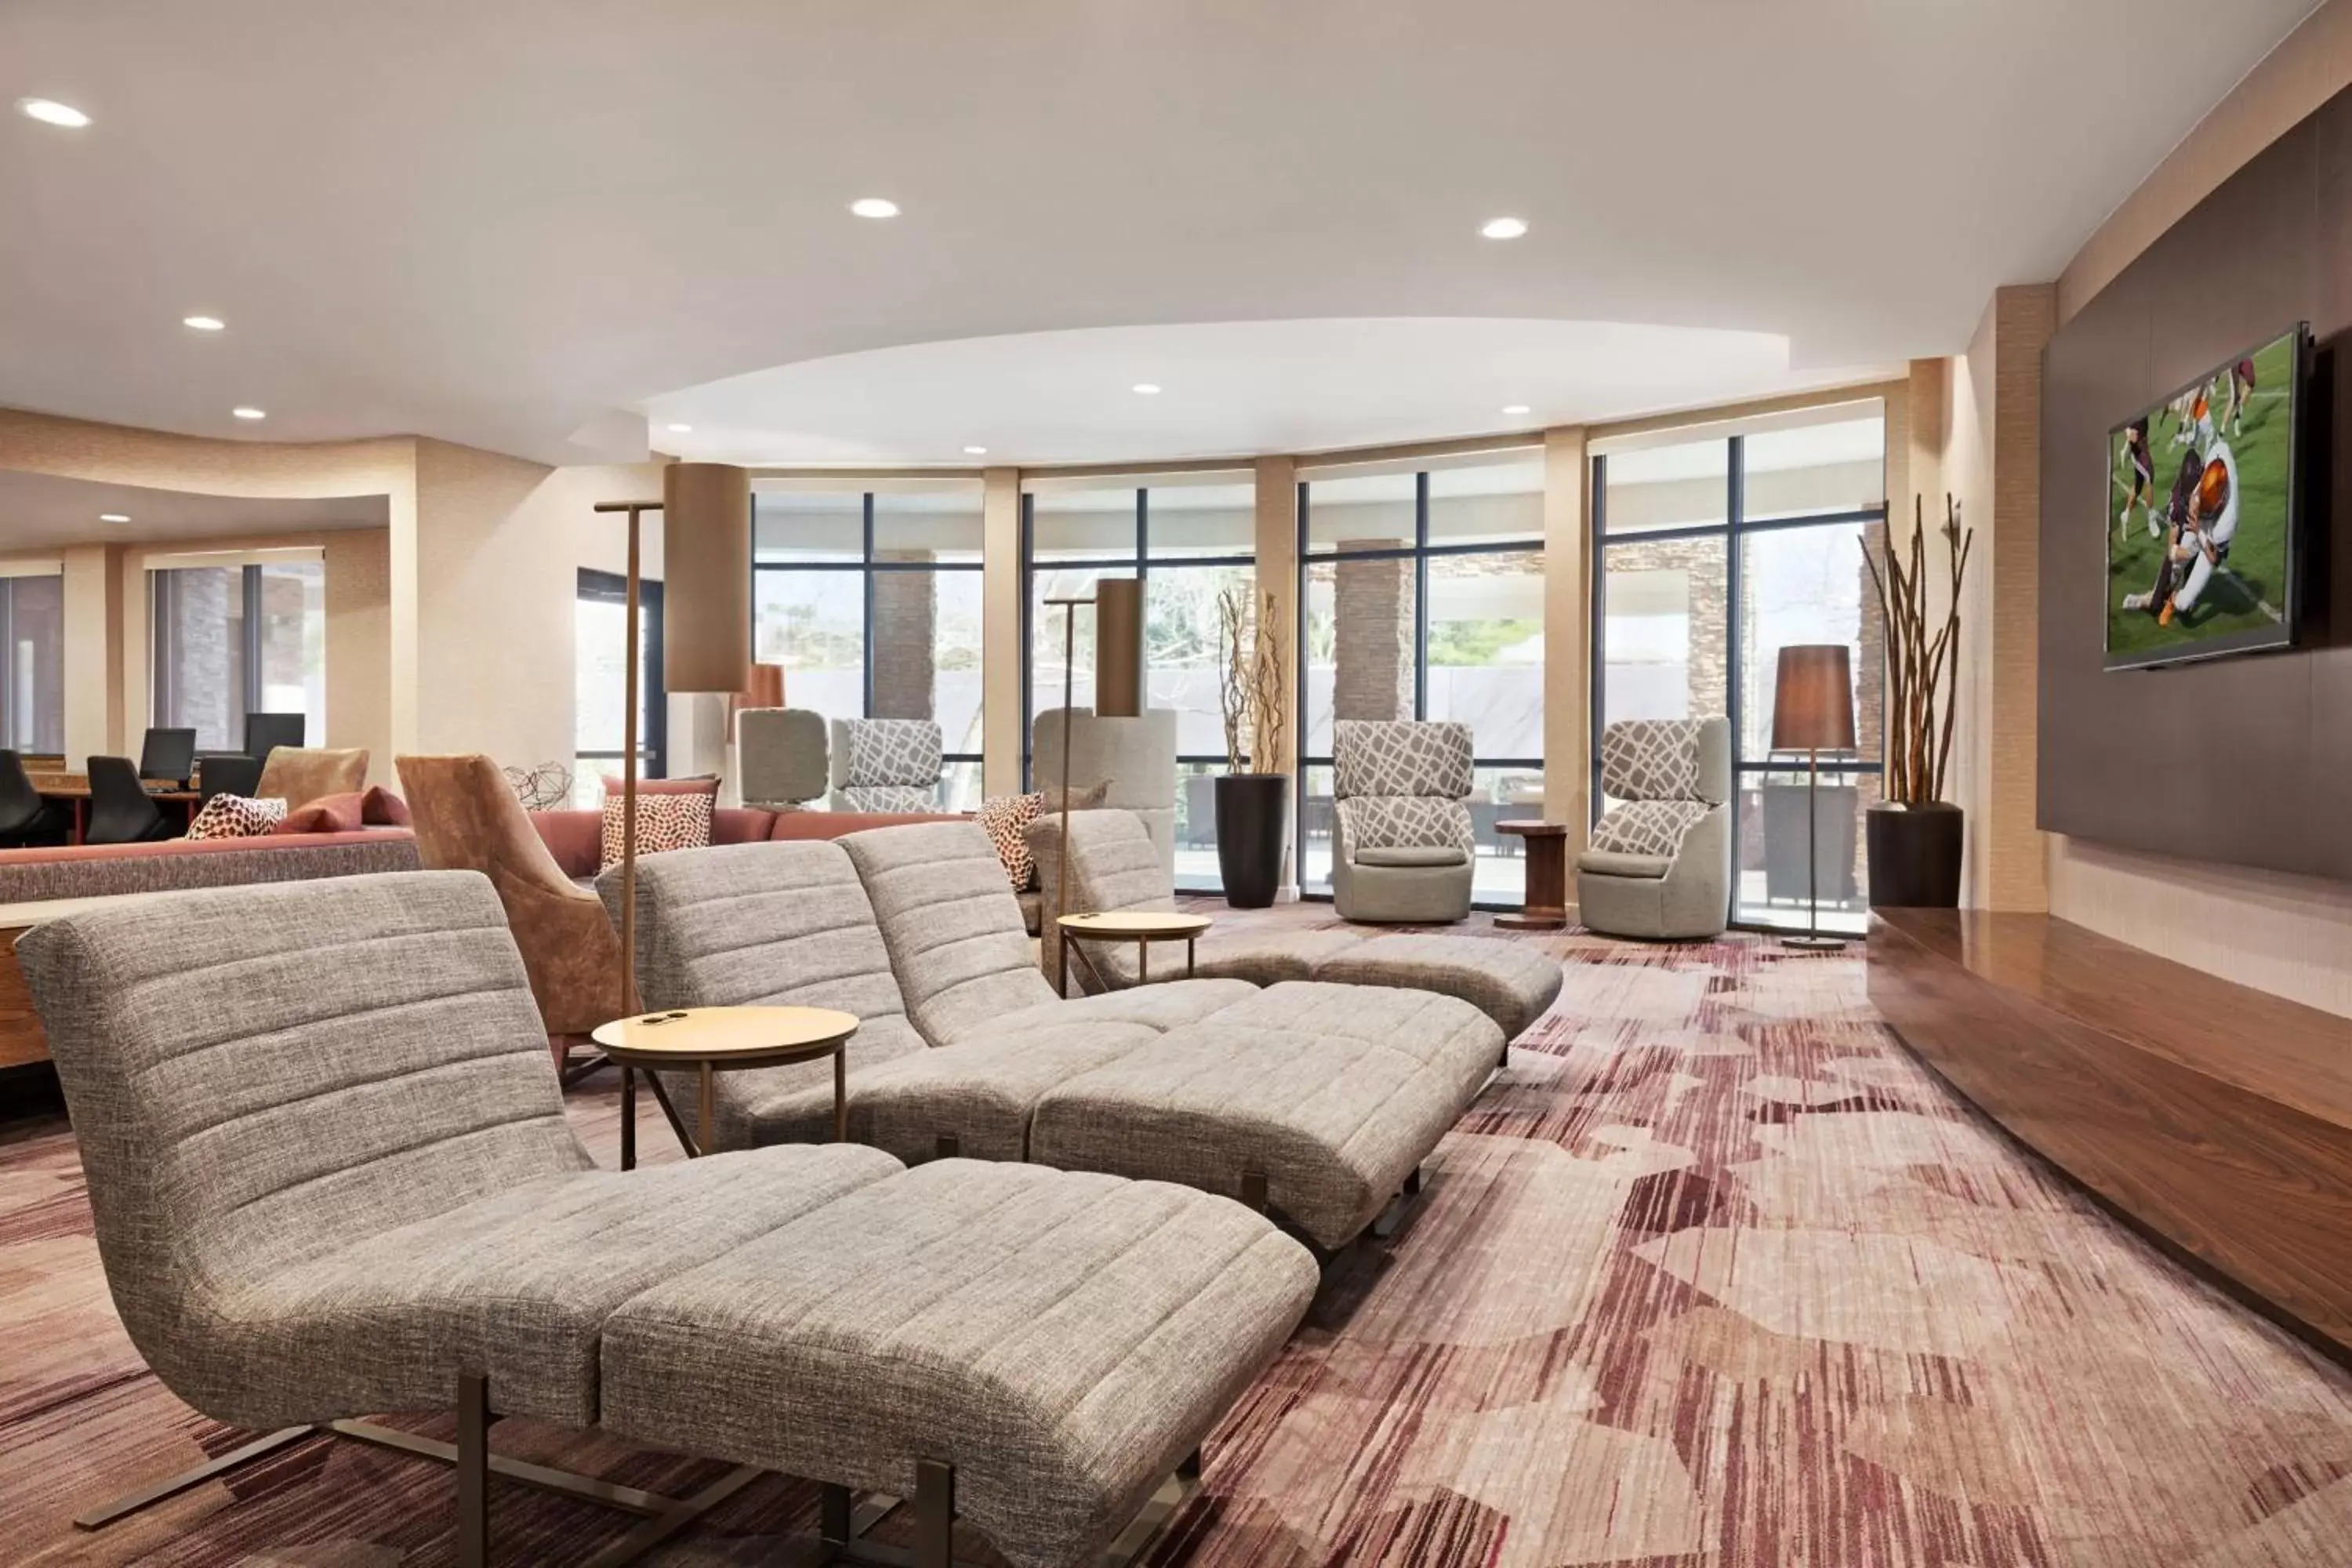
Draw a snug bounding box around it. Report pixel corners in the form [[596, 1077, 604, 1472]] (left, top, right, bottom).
[[1056, 910, 1213, 996], [592, 1004, 858, 1169], [1494, 820, 1571, 930]]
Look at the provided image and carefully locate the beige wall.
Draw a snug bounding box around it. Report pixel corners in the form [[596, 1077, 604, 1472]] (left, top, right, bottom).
[[2038, 2, 2352, 1014]]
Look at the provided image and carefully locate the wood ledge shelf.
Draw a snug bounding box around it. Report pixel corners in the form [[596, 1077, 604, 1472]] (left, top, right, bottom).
[[1868, 909, 2352, 1354]]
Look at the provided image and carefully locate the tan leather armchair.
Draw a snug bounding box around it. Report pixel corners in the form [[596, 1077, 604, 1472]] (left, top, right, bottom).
[[396, 753, 622, 1072]]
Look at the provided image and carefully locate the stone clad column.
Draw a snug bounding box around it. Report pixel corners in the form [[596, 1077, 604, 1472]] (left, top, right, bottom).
[[1333, 541, 1413, 722], [869, 549, 935, 720]]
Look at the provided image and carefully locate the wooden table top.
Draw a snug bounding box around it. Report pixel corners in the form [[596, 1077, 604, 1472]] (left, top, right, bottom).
[[1496, 819, 1570, 837], [590, 1004, 859, 1064], [1058, 910, 1214, 939], [29, 775, 199, 801]]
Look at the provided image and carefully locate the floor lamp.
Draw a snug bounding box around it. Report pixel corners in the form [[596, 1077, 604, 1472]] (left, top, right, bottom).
[[1772, 644, 1855, 952], [594, 462, 752, 1017]]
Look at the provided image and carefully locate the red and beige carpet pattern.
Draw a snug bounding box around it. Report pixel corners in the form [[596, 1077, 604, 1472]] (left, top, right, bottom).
[[3, 918, 2350, 1564]]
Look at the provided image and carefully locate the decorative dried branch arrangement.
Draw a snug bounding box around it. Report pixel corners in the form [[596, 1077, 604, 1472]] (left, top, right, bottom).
[[1217, 584, 1288, 775], [503, 760, 574, 811], [1862, 495, 1973, 805]]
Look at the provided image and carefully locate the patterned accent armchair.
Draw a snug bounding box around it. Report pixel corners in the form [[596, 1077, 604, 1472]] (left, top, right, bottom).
[[1576, 717, 1732, 940], [1331, 720, 1477, 924], [827, 718, 943, 813]]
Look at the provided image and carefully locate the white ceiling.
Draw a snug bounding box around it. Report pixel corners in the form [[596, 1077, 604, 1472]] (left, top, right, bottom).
[[0, 0, 2318, 470], [0, 470, 386, 551]]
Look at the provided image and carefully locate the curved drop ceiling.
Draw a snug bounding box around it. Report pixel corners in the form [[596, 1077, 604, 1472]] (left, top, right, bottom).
[[0, 0, 2320, 467]]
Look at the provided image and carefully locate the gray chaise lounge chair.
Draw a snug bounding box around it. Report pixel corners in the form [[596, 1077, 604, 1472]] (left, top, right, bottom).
[[612, 825, 1503, 1251], [1031, 808, 1564, 1042], [22, 871, 1316, 1568]]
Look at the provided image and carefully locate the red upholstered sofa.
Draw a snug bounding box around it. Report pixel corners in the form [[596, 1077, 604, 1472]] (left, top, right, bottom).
[[528, 808, 967, 881]]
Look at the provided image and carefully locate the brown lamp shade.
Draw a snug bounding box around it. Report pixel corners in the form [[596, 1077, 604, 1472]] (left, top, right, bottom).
[[1771, 644, 1856, 752], [661, 463, 752, 694], [730, 662, 785, 720], [1094, 577, 1144, 717]]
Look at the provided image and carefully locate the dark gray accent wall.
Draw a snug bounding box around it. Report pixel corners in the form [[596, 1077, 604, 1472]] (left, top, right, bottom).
[[2041, 89, 2352, 881]]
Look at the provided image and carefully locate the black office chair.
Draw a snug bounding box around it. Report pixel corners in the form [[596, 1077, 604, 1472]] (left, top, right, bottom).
[[243, 712, 306, 767], [138, 728, 198, 787], [197, 752, 264, 804], [0, 750, 71, 848], [85, 757, 174, 844]]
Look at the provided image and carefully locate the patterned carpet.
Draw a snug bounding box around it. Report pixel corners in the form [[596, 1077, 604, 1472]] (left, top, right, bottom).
[[3, 916, 2350, 1566]]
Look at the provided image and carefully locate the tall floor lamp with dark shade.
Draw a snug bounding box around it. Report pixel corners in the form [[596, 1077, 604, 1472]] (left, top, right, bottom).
[[1772, 643, 1856, 951], [594, 461, 752, 1016]]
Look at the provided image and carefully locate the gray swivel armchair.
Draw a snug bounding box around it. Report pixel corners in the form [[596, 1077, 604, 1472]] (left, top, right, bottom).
[[1576, 717, 1732, 940], [738, 706, 829, 809], [829, 717, 943, 812], [1330, 719, 1478, 924]]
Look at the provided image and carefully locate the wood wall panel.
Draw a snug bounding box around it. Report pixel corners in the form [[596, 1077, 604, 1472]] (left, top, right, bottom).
[[0, 935, 49, 1069], [1869, 909, 2352, 1352]]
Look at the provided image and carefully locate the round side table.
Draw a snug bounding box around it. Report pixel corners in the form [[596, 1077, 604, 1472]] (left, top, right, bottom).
[[1055, 910, 1213, 996], [592, 1004, 858, 1169], [1494, 820, 1571, 931]]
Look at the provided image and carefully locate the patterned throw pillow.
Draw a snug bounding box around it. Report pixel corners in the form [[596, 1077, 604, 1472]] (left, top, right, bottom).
[[1588, 799, 1709, 858], [185, 793, 289, 840], [599, 789, 716, 869], [977, 793, 1045, 891]]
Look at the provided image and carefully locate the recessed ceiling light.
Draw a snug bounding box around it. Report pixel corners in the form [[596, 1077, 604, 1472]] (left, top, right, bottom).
[[1131, 383, 1162, 396], [849, 198, 900, 219], [666, 423, 693, 434], [182, 314, 226, 332], [1501, 404, 1532, 416], [231, 406, 266, 420], [963, 445, 988, 455], [98, 513, 130, 524], [1479, 216, 1529, 240], [16, 98, 90, 129]]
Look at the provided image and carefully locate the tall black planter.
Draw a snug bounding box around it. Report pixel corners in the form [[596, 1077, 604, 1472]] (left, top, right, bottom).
[[1865, 801, 1964, 908], [1214, 772, 1290, 909]]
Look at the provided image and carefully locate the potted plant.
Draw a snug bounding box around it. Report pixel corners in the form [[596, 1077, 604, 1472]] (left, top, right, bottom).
[[1861, 495, 1973, 906], [1214, 584, 1290, 908]]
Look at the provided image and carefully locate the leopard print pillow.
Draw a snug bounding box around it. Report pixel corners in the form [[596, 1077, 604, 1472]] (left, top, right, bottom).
[[184, 793, 289, 840], [599, 789, 715, 869], [977, 793, 1044, 891]]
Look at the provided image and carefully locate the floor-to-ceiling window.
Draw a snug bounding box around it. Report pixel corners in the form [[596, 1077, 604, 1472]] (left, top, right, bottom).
[[754, 481, 984, 810], [151, 551, 326, 753], [1592, 402, 1886, 933], [1298, 451, 1544, 906], [0, 568, 65, 757], [574, 567, 665, 801], [1022, 475, 1254, 891]]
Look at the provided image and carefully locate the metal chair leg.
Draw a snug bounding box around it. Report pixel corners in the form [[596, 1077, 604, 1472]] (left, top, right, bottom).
[[914, 1459, 956, 1568], [72, 1424, 318, 1530], [822, 1482, 854, 1546], [456, 1371, 489, 1568]]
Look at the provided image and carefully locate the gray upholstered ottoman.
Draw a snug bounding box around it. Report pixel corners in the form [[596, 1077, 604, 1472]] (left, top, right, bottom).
[[601, 1160, 1317, 1568], [1028, 982, 1501, 1251], [846, 1020, 1158, 1163], [1311, 932, 1563, 1044]]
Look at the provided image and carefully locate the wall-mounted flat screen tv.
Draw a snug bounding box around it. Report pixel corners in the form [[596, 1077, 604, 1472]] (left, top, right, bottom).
[[2106, 324, 2306, 670]]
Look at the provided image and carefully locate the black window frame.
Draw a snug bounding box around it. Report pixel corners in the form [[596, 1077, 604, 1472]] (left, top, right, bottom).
[[1294, 466, 1548, 911], [575, 566, 667, 782], [1589, 430, 1890, 933], [151, 558, 326, 754], [1019, 484, 1258, 891], [751, 489, 985, 790]]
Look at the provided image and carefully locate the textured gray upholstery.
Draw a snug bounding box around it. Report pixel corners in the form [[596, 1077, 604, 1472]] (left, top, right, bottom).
[[13, 870, 905, 1428], [1032, 982, 1499, 1250], [1036, 808, 1559, 1038], [1033, 708, 1179, 875], [842, 821, 1062, 1044], [1578, 717, 1733, 940], [603, 1160, 1316, 1568], [1313, 934, 1563, 1042], [599, 841, 929, 1150], [737, 706, 830, 808]]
